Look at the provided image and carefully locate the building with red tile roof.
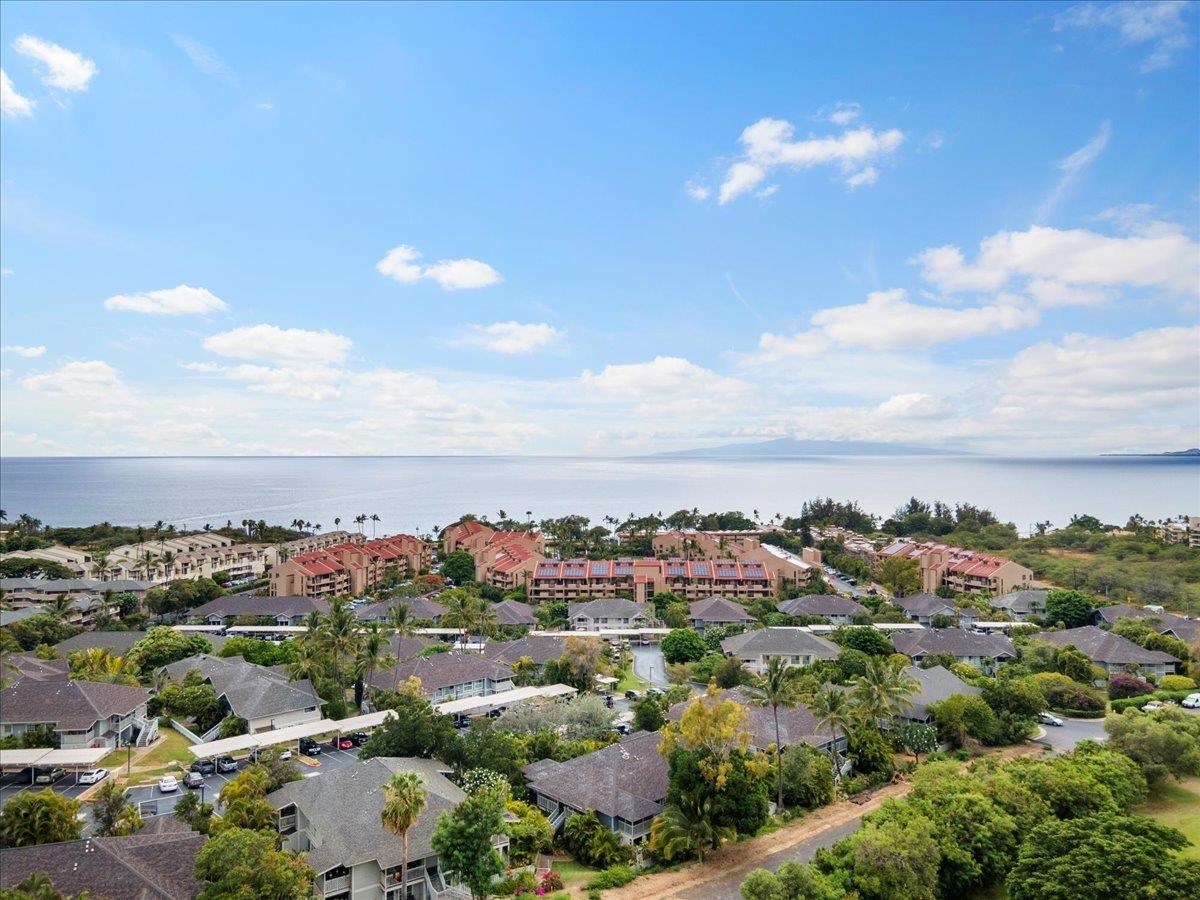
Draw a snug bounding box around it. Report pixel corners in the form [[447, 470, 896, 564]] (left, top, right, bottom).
[[269, 533, 432, 598], [528, 557, 775, 603], [879, 540, 1034, 596]]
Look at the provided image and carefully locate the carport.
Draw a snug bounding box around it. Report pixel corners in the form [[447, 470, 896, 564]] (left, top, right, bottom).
[[0, 747, 110, 786], [187, 710, 399, 759], [434, 683, 577, 717]]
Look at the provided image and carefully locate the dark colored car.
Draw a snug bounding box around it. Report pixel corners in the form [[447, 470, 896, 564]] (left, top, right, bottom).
[[452, 714, 471, 729], [215, 756, 239, 773], [624, 690, 638, 700], [331, 737, 353, 750], [346, 732, 370, 746], [299, 737, 323, 755], [190, 759, 216, 776], [184, 771, 205, 789]]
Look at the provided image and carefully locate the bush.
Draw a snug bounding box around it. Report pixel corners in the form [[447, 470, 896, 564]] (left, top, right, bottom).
[[539, 871, 565, 892], [1109, 690, 1193, 712], [1108, 674, 1155, 700], [1159, 674, 1196, 692], [587, 865, 638, 890], [661, 629, 707, 664], [848, 729, 894, 778]]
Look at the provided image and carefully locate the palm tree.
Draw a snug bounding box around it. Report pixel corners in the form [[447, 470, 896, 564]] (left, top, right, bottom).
[[851, 657, 920, 728], [354, 624, 397, 708], [91, 551, 111, 581], [334, 516, 341, 532], [320, 598, 360, 701], [381, 772, 427, 895], [370, 514, 381, 538], [650, 794, 734, 863], [812, 686, 855, 778], [48, 593, 73, 620], [759, 657, 802, 812], [354, 514, 367, 535], [70, 648, 140, 685]]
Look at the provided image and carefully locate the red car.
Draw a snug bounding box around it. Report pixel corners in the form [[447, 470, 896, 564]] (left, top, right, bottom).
[[331, 737, 353, 750]]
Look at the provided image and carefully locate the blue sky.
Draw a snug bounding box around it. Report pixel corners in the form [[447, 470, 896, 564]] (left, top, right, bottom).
[[1, 1, 1197, 456]]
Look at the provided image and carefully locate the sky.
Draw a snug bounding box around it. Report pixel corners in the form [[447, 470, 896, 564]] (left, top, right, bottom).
[[1, 1, 1198, 457]]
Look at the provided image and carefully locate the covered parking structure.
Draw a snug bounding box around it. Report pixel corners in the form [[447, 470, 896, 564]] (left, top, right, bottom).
[[434, 684, 577, 717], [0, 747, 111, 785], [187, 710, 399, 760]]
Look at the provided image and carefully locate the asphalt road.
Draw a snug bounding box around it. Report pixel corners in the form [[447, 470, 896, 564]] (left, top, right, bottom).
[[0, 769, 92, 806], [632, 643, 668, 686]]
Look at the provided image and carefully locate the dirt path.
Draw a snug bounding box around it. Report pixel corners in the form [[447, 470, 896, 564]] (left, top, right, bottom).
[[604, 781, 913, 900]]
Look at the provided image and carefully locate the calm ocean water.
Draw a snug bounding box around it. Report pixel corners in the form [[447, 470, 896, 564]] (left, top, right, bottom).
[[1, 456, 1197, 536]]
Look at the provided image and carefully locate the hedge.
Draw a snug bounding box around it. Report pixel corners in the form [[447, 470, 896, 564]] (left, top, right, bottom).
[[1108, 690, 1193, 712], [1050, 707, 1106, 719], [587, 865, 638, 890]]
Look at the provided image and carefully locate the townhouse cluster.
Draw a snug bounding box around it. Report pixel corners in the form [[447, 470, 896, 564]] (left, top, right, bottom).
[[878, 539, 1035, 595], [268, 533, 432, 598]]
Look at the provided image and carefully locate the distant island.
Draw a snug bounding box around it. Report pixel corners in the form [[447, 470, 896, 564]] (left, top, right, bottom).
[[652, 437, 969, 458], [1101, 448, 1200, 457]]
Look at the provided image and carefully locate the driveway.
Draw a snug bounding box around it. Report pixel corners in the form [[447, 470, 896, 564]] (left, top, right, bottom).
[[1031, 716, 1106, 754], [632, 643, 667, 686]]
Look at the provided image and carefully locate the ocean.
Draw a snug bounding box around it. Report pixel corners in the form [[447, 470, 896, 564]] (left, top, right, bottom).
[[1, 455, 1196, 536]]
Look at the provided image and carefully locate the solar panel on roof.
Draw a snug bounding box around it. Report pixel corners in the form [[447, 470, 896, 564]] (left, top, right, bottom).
[[666, 565, 686, 576], [692, 563, 711, 575]]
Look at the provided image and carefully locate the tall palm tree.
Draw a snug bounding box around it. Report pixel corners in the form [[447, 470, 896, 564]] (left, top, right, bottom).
[[812, 686, 855, 778], [353, 624, 397, 708], [370, 514, 381, 538], [91, 550, 111, 581], [759, 657, 802, 812], [381, 772, 427, 896], [48, 593, 73, 620], [334, 516, 341, 532], [320, 598, 360, 701], [851, 657, 920, 728], [354, 514, 367, 535]]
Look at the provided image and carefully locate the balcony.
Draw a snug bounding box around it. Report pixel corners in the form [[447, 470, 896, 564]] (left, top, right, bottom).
[[320, 874, 350, 895], [278, 813, 297, 834]]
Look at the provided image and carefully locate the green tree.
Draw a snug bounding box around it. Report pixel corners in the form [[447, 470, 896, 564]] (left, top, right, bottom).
[[633, 694, 667, 732], [832, 626, 893, 657], [759, 656, 802, 811], [441, 550, 475, 585], [1005, 814, 1200, 900], [661, 628, 707, 664], [505, 800, 554, 866], [811, 686, 854, 774], [1103, 708, 1200, 786], [127, 627, 213, 670], [381, 772, 427, 896], [0, 790, 83, 847], [897, 722, 937, 763], [845, 814, 941, 900], [875, 556, 921, 598], [358, 694, 459, 760], [353, 623, 396, 708], [1042, 589, 1094, 628], [194, 827, 315, 899], [650, 793, 735, 863], [851, 656, 919, 726], [0, 871, 89, 900], [431, 786, 508, 900], [780, 744, 835, 810], [90, 780, 144, 837], [740, 862, 841, 900]]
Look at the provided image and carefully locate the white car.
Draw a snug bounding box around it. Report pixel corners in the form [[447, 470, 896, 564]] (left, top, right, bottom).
[[78, 768, 108, 785], [158, 775, 179, 793], [1141, 700, 1165, 712], [1182, 693, 1200, 709], [1037, 712, 1064, 727]]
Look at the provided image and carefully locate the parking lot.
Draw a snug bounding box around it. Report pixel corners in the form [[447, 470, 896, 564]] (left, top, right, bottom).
[[0, 769, 94, 806], [126, 744, 363, 819]]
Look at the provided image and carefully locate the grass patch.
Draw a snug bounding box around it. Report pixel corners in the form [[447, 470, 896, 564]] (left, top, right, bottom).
[[550, 859, 599, 890], [123, 728, 194, 785], [615, 668, 649, 693], [1136, 777, 1200, 860]]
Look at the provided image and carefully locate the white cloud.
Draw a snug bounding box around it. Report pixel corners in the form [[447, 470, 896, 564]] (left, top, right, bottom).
[[376, 244, 502, 290], [1037, 120, 1111, 221], [12, 35, 97, 91], [203, 324, 353, 365], [22, 360, 120, 396], [714, 114, 905, 203], [1, 345, 46, 358], [170, 34, 230, 78], [104, 284, 229, 315], [999, 325, 1200, 414], [184, 362, 345, 401], [875, 392, 952, 419], [1, 69, 34, 117], [1025, 279, 1114, 307], [826, 101, 862, 125], [581, 356, 749, 404], [913, 224, 1200, 296], [454, 322, 562, 354], [685, 181, 712, 201], [1056, 1, 1194, 72]]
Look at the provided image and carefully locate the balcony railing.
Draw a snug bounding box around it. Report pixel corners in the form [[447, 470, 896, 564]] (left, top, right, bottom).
[[278, 814, 297, 833], [320, 874, 350, 894]]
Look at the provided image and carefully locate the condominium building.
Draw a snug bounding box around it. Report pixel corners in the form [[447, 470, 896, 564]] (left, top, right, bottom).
[[879, 540, 1034, 595], [475, 532, 546, 590], [268, 534, 432, 598], [528, 557, 775, 603]]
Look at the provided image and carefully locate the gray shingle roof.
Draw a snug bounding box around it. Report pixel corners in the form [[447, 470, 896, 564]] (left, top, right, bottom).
[[1033, 626, 1178, 666], [990, 589, 1048, 615], [3, 654, 70, 681], [189, 594, 330, 620], [892, 593, 957, 618], [721, 628, 840, 659], [0, 578, 153, 593], [483, 634, 566, 666], [1093, 605, 1200, 644], [358, 595, 448, 622], [523, 730, 667, 822], [890, 629, 1015, 660], [903, 665, 981, 718], [368, 651, 514, 695], [776, 594, 867, 618], [689, 596, 756, 623], [55, 630, 149, 656], [0, 817, 204, 899], [567, 598, 650, 621], [162, 654, 323, 721], [493, 599, 537, 626], [0, 679, 150, 730], [267, 757, 466, 874]]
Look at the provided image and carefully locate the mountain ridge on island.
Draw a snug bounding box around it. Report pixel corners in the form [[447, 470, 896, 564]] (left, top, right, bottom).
[[650, 437, 971, 458], [1100, 448, 1200, 457]]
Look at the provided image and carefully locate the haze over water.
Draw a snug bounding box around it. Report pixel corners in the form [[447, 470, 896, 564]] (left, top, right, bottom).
[[2, 456, 1196, 536]]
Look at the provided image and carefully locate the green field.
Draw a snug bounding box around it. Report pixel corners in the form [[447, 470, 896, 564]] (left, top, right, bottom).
[[1137, 777, 1200, 860]]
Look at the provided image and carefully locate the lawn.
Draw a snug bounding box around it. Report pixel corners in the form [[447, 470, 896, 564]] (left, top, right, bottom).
[[551, 859, 599, 894], [121, 728, 195, 784], [615, 668, 649, 693], [1136, 777, 1200, 860]]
